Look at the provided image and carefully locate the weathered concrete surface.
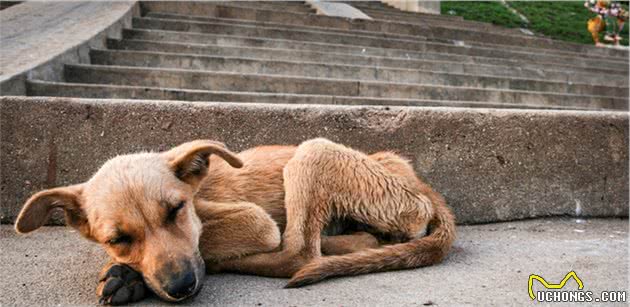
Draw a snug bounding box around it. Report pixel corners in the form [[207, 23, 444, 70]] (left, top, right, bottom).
[[0, 1, 137, 95], [88, 49, 628, 98], [63, 64, 629, 110], [1, 97, 628, 224], [132, 17, 626, 70], [112, 34, 629, 85], [25, 80, 592, 111], [1, 218, 627, 306]]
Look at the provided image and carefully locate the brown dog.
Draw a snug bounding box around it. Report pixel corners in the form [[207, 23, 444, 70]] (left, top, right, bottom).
[[15, 138, 456, 305]]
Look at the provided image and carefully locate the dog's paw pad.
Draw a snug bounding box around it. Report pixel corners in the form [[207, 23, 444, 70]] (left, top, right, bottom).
[[98, 264, 146, 305]]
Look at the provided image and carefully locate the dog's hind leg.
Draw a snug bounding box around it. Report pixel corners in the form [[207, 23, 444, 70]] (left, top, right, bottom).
[[216, 139, 343, 277], [321, 232, 380, 255]]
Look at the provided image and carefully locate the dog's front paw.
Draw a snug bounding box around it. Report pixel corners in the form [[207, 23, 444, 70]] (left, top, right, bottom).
[[97, 263, 146, 305]]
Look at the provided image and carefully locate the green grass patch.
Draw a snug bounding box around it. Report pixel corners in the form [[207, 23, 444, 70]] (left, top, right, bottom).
[[441, 1, 525, 28], [442, 1, 629, 46]]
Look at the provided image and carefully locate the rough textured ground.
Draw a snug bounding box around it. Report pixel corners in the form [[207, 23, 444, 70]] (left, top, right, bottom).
[[1, 218, 627, 306]]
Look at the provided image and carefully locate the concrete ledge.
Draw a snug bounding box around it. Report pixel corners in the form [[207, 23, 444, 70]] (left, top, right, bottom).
[[1, 97, 627, 224], [0, 1, 138, 95]]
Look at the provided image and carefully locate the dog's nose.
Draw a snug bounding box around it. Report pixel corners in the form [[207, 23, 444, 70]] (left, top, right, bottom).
[[166, 271, 196, 299]]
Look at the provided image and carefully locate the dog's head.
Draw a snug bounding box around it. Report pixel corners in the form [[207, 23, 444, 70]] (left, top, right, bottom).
[[14, 140, 243, 302]]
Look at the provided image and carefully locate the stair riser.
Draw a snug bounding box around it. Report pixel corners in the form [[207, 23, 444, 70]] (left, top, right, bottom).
[[119, 30, 628, 78], [64, 65, 627, 110], [142, 2, 514, 39], [145, 12, 428, 40], [90, 50, 629, 98], [132, 18, 625, 71], [111, 37, 630, 85], [30, 81, 584, 109], [204, 1, 313, 14]]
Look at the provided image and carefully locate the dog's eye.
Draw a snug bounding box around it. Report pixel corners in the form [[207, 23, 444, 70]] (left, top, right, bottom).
[[167, 201, 185, 222], [108, 235, 132, 245]]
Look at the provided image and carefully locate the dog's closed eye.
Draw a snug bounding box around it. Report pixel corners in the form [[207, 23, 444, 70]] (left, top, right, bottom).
[[167, 201, 185, 222], [108, 234, 132, 245]]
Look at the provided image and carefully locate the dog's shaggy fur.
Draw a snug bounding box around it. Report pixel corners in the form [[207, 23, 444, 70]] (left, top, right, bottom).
[[15, 139, 456, 304]]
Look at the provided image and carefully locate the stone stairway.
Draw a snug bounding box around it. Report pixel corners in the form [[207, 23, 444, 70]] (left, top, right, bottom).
[[23, 1, 629, 110]]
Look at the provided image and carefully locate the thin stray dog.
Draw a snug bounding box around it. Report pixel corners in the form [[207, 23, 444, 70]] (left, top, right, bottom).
[[15, 138, 456, 305]]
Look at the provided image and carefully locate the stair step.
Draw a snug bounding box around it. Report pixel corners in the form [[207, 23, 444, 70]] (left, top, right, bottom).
[[2, 96, 627, 224], [141, 2, 628, 58], [132, 17, 628, 71], [64, 64, 628, 110], [110, 37, 630, 85], [25, 80, 594, 111], [117, 32, 630, 79], [90, 49, 629, 98], [204, 1, 313, 14], [145, 11, 620, 60], [144, 11, 422, 41], [142, 2, 419, 37]]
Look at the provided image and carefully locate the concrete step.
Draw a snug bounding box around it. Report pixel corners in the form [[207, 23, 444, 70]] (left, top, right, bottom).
[[121, 29, 628, 77], [202, 1, 314, 14], [144, 11, 423, 41], [131, 17, 628, 71], [2, 219, 627, 306], [110, 36, 630, 85], [144, 10, 629, 61], [89, 49, 629, 98], [141, 2, 430, 40], [2, 96, 627, 224], [26, 80, 593, 111], [64, 64, 628, 110]]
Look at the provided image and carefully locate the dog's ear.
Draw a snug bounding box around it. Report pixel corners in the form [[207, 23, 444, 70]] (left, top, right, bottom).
[[15, 184, 88, 235], [165, 140, 243, 185]]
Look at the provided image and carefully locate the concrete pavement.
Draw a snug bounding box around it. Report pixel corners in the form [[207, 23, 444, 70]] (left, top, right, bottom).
[[1, 218, 628, 306]]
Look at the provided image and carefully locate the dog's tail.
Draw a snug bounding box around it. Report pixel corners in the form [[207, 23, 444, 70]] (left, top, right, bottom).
[[285, 201, 456, 288]]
